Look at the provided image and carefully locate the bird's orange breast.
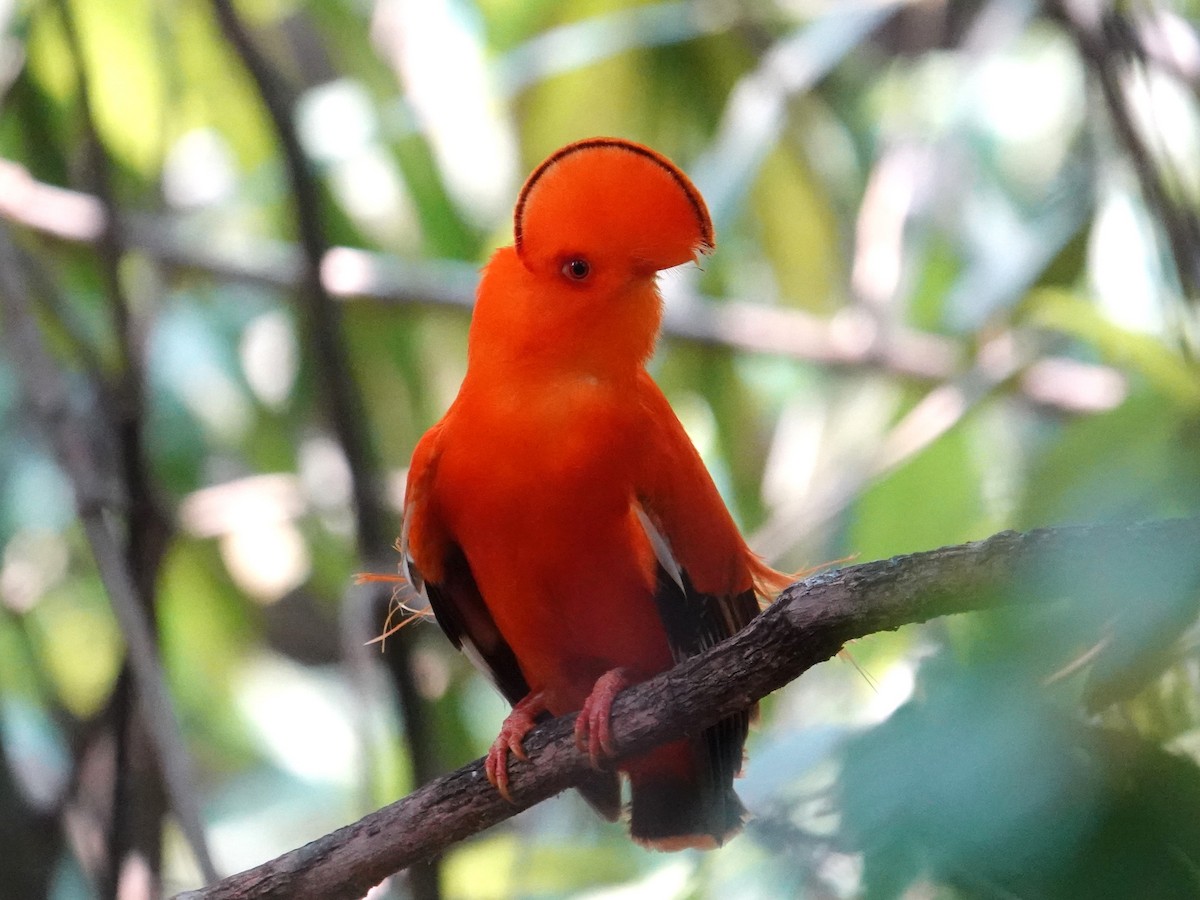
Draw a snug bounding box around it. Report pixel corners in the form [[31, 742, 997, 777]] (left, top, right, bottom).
[[431, 377, 674, 714]]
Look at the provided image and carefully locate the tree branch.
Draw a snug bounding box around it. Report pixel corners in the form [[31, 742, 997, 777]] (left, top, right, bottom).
[[208, 0, 392, 553], [1050, 0, 1200, 309], [175, 517, 1200, 900], [0, 224, 218, 885], [48, 0, 187, 888], [0, 158, 1125, 415], [204, 6, 443, 894]]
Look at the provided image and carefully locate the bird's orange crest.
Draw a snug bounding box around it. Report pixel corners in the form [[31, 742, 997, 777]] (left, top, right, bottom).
[[514, 137, 714, 276]]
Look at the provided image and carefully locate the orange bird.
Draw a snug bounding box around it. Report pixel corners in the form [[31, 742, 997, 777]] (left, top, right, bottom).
[[401, 137, 785, 850]]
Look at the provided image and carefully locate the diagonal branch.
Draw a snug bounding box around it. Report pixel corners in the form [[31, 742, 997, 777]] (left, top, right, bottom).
[[207, 0, 390, 554], [174, 517, 1200, 900]]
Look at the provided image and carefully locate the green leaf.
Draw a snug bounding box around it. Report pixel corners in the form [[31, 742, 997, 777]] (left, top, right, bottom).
[[1023, 288, 1200, 409]]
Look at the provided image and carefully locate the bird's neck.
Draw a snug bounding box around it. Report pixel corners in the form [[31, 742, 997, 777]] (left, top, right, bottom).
[[465, 248, 660, 388]]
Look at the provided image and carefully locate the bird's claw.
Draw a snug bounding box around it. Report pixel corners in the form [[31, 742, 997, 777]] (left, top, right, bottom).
[[574, 668, 633, 768], [485, 692, 545, 803]]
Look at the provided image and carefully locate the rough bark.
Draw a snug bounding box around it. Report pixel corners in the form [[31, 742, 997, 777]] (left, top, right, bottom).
[[176, 517, 1200, 900]]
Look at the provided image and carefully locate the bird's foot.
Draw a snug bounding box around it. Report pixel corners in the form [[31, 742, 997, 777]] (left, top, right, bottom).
[[574, 667, 634, 768], [485, 691, 546, 803]]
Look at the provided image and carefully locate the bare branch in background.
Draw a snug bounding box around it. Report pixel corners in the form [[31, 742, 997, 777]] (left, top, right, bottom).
[[0, 226, 217, 885], [208, 0, 390, 555], [174, 517, 1200, 900], [40, 0, 210, 887], [205, 2, 443, 895], [0, 158, 1125, 415], [1051, 0, 1200, 312]]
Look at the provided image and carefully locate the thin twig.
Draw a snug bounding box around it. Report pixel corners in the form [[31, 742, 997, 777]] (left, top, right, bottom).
[[207, 0, 390, 553], [173, 517, 1200, 900], [48, 0, 136, 375], [0, 225, 218, 884]]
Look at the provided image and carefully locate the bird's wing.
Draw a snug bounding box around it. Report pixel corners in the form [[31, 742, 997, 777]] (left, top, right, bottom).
[[633, 504, 759, 663], [632, 370, 766, 633], [630, 372, 766, 815], [403, 422, 528, 707]]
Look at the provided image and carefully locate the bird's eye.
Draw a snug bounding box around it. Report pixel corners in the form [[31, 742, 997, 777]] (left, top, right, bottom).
[[562, 258, 590, 281]]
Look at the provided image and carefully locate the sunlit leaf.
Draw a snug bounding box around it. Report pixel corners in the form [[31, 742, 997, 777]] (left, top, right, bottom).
[[1023, 288, 1200, 409]]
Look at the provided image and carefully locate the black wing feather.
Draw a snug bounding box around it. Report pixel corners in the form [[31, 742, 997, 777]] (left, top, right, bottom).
[[418, 542, 529, 707], [650, 563, 757, 836]]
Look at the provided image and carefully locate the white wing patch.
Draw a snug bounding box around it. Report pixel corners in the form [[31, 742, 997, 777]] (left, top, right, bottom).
[[400, 506, 426, 598], [635, 502, 685, 594], [459, 637, 498, 688]]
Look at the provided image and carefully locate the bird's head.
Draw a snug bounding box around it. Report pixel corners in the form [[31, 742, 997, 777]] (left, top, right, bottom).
[[473, 138, 712, 377], [514, 137, 714, 281], [468, 137, 710, 381]]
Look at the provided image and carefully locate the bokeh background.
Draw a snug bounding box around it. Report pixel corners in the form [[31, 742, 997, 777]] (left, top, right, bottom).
[[2, 0, 1200, 897]]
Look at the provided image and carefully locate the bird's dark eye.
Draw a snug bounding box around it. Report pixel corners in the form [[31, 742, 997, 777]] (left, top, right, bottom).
[[562, 258, 590, 280]]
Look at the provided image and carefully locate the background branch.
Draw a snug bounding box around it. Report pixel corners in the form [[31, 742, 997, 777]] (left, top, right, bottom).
[[48, 0, 184, 890], [0, 159, 1125, 416], [0, 225, 217, 885], [208, 0, 391, 552], [176, 517, 1200, 900], [1051, 0, 1200, 311], [205, 4, 442, 895]]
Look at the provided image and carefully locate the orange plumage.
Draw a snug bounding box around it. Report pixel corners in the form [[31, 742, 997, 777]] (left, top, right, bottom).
[[402, 138, 783, 849]]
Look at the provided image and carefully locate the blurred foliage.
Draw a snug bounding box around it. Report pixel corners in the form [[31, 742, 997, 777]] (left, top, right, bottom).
[[2, 0, 1200, 898]]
